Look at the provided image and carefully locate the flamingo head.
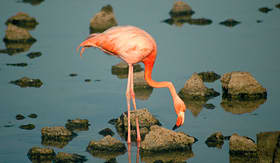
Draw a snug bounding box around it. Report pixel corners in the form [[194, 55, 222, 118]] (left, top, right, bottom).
[[172, 96, 186, 130]]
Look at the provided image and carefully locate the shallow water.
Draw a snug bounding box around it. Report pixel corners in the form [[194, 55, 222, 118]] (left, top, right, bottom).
[[0, 0, 280, 162]]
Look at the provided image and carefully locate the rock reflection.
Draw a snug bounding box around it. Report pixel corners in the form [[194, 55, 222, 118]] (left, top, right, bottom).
[[89, 5, 118, 34], [112, 62, 153, 101], [163, 0, 212, 26], [141, 151, 194, 163], [1, 24, 36, 55], [220, 98, 266, 114], [257, 131, 280, 163]]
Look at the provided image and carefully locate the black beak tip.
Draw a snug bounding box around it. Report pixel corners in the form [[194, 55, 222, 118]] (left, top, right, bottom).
[[172, 124, 180, 130]]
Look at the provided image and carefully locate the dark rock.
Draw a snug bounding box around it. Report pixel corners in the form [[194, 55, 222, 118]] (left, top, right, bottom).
[[3, 24, 36, 43], [229, 133, 257, 156], [198, 71, 221, 83], [221, 98, 266, 114], [141, 151, 194, 163], [204, 103, 215, 109], [5, 12, 38, 30], [89, 5, 118, 33], [27, 147, 55, 161], [84, 79, 91, 82], [259, 7, 272, 13], [219, 19, 241, 27], [221, 71, 267, 100], [16, 114, 25, 120], [87, 135, 126, 160], [27, 51, 42, 59], [6, 63, 28, 67], [65, 119, 90, 132], [140, 125, 196, 153], [99, 128, 115, 136], [111, 61, 143, 79], [28, 113, 38, 118], [55, 152, 87, 163], [179, 73, 220, 100], [257, 131, 280, 163], [169, 0, 194, 16], [205, 132, 224, 148], [276, 3, 280, 9], [10, 77, 43, 88], [115, 108, 161, 141], [108, 118, 118, 125], [22, 0, 44, 6], [257, 20, 263, 23], [69, 73, 78, 77], [19, 124, 35, 130], [186, 18, 212, 25]]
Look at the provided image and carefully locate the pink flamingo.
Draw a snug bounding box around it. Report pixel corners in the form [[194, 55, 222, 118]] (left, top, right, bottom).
[[77, 25, 186, 144]]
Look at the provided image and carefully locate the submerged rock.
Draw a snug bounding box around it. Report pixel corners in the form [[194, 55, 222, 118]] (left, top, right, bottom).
[[229, 133, 257, 156], [169, 0, 194, 16], [28, 113, 38, 118], [115, 108, 161, 141], [219, 19, 241, 27], [111, 61, 143, 79], [257, 131, 280, 163], [179, 73, 220, 100], [186, 18, 212, 25], [65, 119, 90, 132], [27, 147, 55, 161], [55, 152, 87, 163], [276, 3, 280, 9], [221, 98, 266, 114], [16, 114, 25, 120], [6, 12, 38, 30], [89, 5, 118, 33], [220, 71, 267, 100], [10, 77, 43, 88], [19, 124, 35, 130], [205, 132, 224, 148], [22, 0, 44, 6], [27, 51, 42, 59], [133, 71, 153, 101], [6, 63, 28, 67], [259, 7, 272, 13], [4, 24, 36, 43], [140, 125, 196, 153], [99, 128, 115, 137], [198, 71, 221, 83], [87, 135, 126, 161]]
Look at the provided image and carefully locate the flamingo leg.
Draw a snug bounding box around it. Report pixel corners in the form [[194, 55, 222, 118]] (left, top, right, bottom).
[[129, 65, 141, 142], [126, 65, 132, 144]]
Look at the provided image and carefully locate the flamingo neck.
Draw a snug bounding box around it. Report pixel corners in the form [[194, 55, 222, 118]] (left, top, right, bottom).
[[143, 57, 179, 102]]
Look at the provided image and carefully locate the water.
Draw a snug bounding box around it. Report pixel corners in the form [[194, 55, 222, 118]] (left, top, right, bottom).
[[0, 0, 279, 162]]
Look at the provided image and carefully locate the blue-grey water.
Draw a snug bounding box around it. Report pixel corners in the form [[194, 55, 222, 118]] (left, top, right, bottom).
[[0, 0, 279, 162]]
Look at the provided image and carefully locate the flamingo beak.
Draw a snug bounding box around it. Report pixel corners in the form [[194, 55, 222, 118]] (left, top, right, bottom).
[[172, 111, 185, 130]]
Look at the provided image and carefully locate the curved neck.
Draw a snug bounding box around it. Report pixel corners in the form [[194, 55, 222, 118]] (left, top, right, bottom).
[[142, 52, 179, 101]]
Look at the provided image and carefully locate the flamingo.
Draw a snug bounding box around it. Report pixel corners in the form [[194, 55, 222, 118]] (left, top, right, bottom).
[[77, 25, 186, 144]]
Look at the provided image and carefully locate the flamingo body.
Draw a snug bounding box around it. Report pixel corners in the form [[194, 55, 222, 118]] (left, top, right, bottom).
[[78, 25, 186, 144]]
